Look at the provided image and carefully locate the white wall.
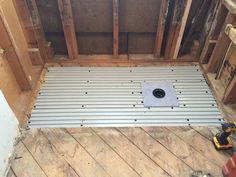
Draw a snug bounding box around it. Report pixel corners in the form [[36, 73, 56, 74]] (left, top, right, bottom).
[[0, 90, 19, 177]]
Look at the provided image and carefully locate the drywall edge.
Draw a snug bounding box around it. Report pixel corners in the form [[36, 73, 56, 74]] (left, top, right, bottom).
[[0, 90, 19, 177]]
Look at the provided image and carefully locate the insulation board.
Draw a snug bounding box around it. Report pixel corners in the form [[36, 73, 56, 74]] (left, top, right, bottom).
[[28, 66, 224, 128]]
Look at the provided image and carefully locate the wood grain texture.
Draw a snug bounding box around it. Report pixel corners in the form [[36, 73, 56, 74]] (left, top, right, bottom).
[[26, 0, 52, 61], [207, 13, 236, 73], [28, 48, 43, 65], [10, 127, 233, 177], [167, 127, 230, 167], [223, 76, 236, 104], [13, 0, 46, 65], [0, 51, 21, 108], [164, 0, 187, 59], [6, 169, 16, 177], [200, 3, 227, 64], [93, 128, 170, 177], [0, 0, 33, 73], [68, 128, 140, 177], [180, 0, 211, 55], [22, 129, 79, 177], [197, 0, 220, 59], [0, 15, 31, 90], [11, 141, 47, 177], [12, 0, 37, 48], [113, 0, 119, 58], [143, 127, 222, 177], [118, 127, 192, 177], [154, 0, 169, 57], [43, 128, 111, 177], [57, 0, 78, 59], [173, 0, 192, 59]]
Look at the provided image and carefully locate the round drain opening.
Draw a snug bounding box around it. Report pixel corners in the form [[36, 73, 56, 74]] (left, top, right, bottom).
[[153, 88, 166, 99]]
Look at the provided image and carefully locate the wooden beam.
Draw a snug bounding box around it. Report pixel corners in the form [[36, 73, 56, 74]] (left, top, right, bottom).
[[26, 0, 53, 61], [164, 0, 187, 59], [13, 0, 44, 65], [57, 0, 78, 59], [12, 0, 37, 48], [197, 0, 220, 59], [199, 3, 227, 64], [223, 76, 236, 104], [113, 0, 119, 58], [207, 12, 236, 73], [154, 0, 169, 57], [173, 0, 192, 59], [180, 0, 211, 56], [0, 17, 31, 90]]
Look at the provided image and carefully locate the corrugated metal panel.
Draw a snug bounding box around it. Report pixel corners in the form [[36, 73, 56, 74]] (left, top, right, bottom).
[[28, 66, 224, 128]]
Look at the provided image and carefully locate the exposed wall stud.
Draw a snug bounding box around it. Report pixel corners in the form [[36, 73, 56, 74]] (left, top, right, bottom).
[[223, 77, 236, 104], [13, 0, 45, 65], [26, 0, 54, 61], [200, 3, 227, 64], [207, 12, 236, 73], [154, 0, 169, 58], [173, 0, 192, 59], [0, 17, 31, 90], [57, 0, 78, 59], [113, 0, 119, 58], [164, 0, 187, 59]]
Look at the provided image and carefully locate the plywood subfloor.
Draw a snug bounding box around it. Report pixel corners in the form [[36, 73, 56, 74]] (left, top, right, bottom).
[[8, 127, 232, 177]]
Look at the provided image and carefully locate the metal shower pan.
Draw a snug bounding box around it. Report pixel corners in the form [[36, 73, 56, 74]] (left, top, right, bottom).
[[28, 66, 224, 128]]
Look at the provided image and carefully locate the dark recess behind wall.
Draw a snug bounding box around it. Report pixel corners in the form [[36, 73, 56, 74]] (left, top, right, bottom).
[[36, 0, 209, 56]]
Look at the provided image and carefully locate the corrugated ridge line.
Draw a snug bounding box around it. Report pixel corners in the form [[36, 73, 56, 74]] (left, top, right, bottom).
[[29, 66, 223, 128]]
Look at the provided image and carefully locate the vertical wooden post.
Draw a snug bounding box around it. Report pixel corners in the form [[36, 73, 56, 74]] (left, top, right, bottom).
[[26, 0, 54, 61], [113, 0, 119, 58], [13, 0, 44, 65], [180, 0, 211, 56], [172, 0, 192, 59], [0, 17, 31, 90], [223, 77, 236, 104], [199, 3, 226, 64], [154, 0, 169, 57], [207, 12, 236, 73], [57, 0, 78, 59], [164, 0, 187, 59], [12, 0, 37, 48]]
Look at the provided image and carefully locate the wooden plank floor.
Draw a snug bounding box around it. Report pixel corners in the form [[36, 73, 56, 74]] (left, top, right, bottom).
[[8, 127, 232, 177]]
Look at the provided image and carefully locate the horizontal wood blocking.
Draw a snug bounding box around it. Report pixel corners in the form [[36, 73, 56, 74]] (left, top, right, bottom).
[[207, 12, 236, 73], [34, 0, 210, 60], [26, 0, 54, 62]]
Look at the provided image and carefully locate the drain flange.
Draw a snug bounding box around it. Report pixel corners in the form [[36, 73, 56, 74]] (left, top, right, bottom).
[[153, 88, 166, 98]]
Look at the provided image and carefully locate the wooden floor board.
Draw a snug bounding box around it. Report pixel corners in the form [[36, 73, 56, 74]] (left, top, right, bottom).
[[167, 127, 230, 167], [93, 128, 170, 177], [6, 168, 16, 177], [11, 141, 47, 177], [43, 128, 111, 177], [67, 128, 140, 177], [118, 128, 193, 177], [22, 129, 79, 177], [9, 127, 231, 177], [143, 127, 222, 176]]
